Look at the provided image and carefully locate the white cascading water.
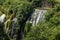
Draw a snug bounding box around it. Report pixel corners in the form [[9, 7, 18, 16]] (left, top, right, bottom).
[[30, 9, 47, 26], [0, 14, 6, 23]]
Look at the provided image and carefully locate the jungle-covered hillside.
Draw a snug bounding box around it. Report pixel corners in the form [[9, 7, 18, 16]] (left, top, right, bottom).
[[0, 0, 60, 40]]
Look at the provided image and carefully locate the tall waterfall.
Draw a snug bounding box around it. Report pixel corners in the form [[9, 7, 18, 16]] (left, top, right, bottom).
[[30, 9, 47, 26]]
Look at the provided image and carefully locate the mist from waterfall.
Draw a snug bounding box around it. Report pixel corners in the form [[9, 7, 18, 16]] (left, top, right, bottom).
[[30, 9, 47, 26]]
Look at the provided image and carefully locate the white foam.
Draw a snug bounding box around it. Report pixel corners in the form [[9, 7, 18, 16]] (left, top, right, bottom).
[[0, 14, 6, 23], [30, 9, 47, 26]]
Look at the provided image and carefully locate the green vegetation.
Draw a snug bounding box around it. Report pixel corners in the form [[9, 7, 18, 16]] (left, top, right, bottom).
[[0, 0, 60, 40], [25, 5, 60, 40]]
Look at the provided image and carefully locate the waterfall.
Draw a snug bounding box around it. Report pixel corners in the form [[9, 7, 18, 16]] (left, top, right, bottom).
[[4, 17, 18, 40], [10, 18, 19, 40], [0, 14, 6, 23], [30, 9, 47, 26], [0, 9, 47, 40]]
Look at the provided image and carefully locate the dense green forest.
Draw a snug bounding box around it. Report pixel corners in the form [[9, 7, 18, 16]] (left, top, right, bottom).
[[0, 0, 60, 40]]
